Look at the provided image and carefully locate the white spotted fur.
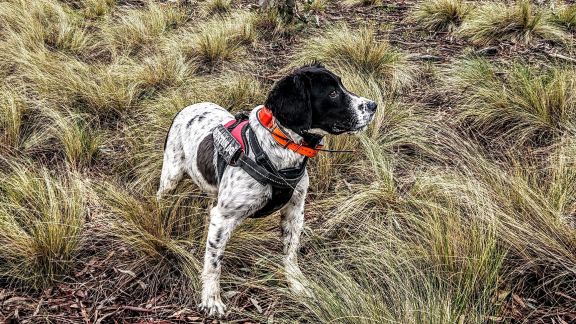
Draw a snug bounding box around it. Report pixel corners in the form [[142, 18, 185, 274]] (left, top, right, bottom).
[[158, 94, 373, 316]]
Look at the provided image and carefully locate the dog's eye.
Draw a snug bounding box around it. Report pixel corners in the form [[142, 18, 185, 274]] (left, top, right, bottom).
[[329, 90, 339, 98]]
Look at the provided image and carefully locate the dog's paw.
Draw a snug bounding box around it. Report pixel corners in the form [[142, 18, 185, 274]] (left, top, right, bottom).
[[198, 295, 227, 317]]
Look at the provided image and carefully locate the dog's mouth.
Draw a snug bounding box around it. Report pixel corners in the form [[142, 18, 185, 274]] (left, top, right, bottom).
[[347, 124, 369, 134], [346, 112, 376, 134]]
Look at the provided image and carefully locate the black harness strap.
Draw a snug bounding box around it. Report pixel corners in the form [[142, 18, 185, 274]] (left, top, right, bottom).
[[213, 115, 307, 218]]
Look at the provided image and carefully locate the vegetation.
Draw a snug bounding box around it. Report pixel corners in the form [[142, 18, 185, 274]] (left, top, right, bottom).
[[458, 1, 570, 45], [1, 0, 575, 322], [552, 4, 576, 31], [410, 0, 471, 33]]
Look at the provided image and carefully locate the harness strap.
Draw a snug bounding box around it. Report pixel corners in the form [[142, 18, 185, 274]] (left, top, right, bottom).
[[213, 115, 308, 217]]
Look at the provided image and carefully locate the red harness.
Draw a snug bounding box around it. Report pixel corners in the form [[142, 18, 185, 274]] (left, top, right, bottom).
[[223, 119, 249, 151]]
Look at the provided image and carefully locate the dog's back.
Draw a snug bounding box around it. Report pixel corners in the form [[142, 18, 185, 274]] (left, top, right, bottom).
[[158, 102, 233, 196]]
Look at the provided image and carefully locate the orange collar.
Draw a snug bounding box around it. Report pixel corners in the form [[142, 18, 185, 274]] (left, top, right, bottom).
[[257, 107, 323, 158]]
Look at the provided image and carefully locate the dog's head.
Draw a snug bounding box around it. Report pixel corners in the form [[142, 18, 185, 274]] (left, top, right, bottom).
[[264, 63, 377, 136]]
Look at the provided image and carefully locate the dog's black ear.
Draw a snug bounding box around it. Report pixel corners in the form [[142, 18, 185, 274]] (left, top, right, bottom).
[[264, 73, 312, 134]]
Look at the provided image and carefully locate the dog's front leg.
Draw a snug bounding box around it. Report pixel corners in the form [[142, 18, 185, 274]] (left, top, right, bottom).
[[280, 174, 312, 297], [199, 206, 241, 317]]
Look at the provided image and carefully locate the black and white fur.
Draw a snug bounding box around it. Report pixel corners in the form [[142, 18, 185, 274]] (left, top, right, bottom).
[[157, 64, 377, 317]]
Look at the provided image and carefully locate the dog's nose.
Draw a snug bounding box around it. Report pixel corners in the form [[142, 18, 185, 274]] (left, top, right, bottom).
[[366, 101, 377, 113]]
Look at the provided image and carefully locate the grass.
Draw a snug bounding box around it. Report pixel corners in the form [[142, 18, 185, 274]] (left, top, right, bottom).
[[175, 12, 258, 69], [410, 0, 471, 33], [103, 1, 189, 56], [1, 0, 576, 322], [201, 0, 232, 16], [293, 25, 415, 94], [552, 4, 576, 32], [0, 86, 29, 151], [96, 181, 205, 298], [250, 8, 290, 39], [0, 160, 87, 289], [458, 0, 570, 45], [43, 109, 103, 168], [0, 0, 92, 55], [82, 0, 118, 19], [449, 59, 576, 147]]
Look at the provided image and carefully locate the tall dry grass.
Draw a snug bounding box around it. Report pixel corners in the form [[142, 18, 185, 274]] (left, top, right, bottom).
[[458, 0, 570, 45], [0, 159, 87, 289]]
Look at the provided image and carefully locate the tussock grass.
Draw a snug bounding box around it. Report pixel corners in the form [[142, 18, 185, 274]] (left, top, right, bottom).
[[0, 86, 29, 151], [293, 25, 415, 94], [552, 4, 576, 31], [103, 1, 189, 55], [305, 0, 328, 13], [82, 0, 117, 19], [547, 139, 576, 224], [300, 219, 503, 323], [410, 0, 471, 33], [163, 11, 258, 69], [0, 160, 87, 289], [201, 72, 266, 109], [176, 15, 252, 68], [449, 59, 576, 147], [0, 0, 92, 55], [459, 1, 570, 45], [96, 181, 205, 297], [137, 52, 195, 93], [201, 0, 232, 16], [251, 9, 289, 39], [43, 109, 103, 168], [5, 48, 143, 117]]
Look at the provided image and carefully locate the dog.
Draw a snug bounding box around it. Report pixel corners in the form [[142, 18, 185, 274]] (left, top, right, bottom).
[[157, 63, 377, 316]]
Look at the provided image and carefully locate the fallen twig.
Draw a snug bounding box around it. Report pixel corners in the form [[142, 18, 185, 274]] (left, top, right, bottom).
[[546, 52, 576, 64]]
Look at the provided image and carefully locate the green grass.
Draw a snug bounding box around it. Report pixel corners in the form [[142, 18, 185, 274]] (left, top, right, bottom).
[[458, 0, 570, 45]]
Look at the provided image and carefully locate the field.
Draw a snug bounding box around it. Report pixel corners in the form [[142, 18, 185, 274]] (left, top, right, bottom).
[[1, 0, 576, 322]]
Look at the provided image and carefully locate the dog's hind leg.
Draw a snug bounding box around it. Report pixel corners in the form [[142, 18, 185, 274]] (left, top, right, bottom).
[[157, 140, 185, 200], [280, 174, 312, 297], [199, 206, 243, 317]]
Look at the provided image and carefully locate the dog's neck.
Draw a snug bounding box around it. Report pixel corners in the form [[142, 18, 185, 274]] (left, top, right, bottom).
[[249, 106, 321, 170]]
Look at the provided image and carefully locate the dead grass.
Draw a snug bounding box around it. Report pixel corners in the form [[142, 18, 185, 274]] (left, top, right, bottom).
[[0, 159, 87, 289], [200, 0, 232, 16], [449, 59, 576, 147], [103, 1, 189, 56], [552, 4, 576, 32], [293, 25, 416, 94], [410, 0, 471, 33], [458, 0, 570, 46]]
